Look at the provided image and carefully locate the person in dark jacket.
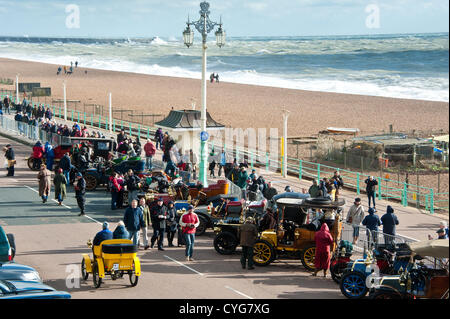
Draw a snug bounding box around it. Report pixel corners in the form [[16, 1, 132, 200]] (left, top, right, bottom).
[[123, 199, 145, 245], [263, 181, 278, 200], [113, 221, 130, 240], [155, 128, 163, 150], [93, 222, 113, 246], [125, 169, 141, 203], [380, 205, 399, 247], [150, 198, 168, 251], [166, 201, 177, 247], [4, 144, 15, 177], [365, 176, 378, 209], [238, 217, 258, 270], [58, 153, 72, 185], [117, 130, 127, 145], [362, 207, 381, 247], [74, 172, 86, 216]]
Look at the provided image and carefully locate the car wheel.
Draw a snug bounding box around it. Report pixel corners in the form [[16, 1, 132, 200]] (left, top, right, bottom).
[[27, 157, 36, 170], [81, 258, 89, 281], [85, 175, 97, 191], [6, 234, 15, 260], [92, 262, 102, 289], [300, 244, 316, 271], [340, 271, 368, 299], [195, 216, 208, 236], [213, 232, 238, 255], [253, 240, 275, 266], [330, 260, 348, 284], [129, 261, 139, 287]]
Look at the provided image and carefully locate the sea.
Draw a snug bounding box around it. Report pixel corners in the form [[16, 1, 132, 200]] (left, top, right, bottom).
[[0, 33, 448, 102]]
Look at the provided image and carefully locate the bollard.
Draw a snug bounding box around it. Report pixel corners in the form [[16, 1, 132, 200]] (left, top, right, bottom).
[[356, 173, 360, 195], [129, 123, 132, 136], [250, 151, 254, 170], [378, 177, 382, 200], [402, 183, 407, 207], [113, 119, 116, 132], [91, 114, 93, 126], [317, 164, 321, 181], [429, 189, 434, 214], [266, 152, 269, 171], [99, 115, 102, 129], [84, 112, 86, 125], [77, 111, 80, 123], [147, 127, 149, 139], [299, 160, 303, 181]]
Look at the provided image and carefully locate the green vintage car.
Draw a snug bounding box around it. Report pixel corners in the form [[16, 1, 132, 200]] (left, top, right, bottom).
[[367, 239, 449, 299]]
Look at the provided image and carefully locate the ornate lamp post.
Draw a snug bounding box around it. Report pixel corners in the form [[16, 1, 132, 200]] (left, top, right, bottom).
[[183, 1, 226, 187]]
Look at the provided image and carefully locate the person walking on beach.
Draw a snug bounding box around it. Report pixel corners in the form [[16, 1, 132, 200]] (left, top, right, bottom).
[[53, 168, 67, 206], [362, 207, 381, 247], [365, 176, 378, 209], [312, 223, 334, 277], [346, 198, 365, 245], [37, 164, 51, 203], [75, 172, 86, 216], [179, 205, 200, 261], [123, 199, 145, 246], [4, 144, 15, 177], [380, 205, 399, 247], [238, 217, 258, 270]]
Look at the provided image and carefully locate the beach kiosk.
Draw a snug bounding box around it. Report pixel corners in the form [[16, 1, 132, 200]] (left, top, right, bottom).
[[154, 109, 225, 160]]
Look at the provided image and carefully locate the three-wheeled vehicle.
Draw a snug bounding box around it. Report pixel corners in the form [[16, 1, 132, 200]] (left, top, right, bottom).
[[252, 197, 344, 271], [81, 239, 141, 288], [368, 239, 449, 299]]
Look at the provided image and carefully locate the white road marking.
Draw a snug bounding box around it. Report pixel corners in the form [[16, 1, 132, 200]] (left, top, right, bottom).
[[164, 255, 204, 276], [24, 185, 102, 225], [225, 286, 254, 299]]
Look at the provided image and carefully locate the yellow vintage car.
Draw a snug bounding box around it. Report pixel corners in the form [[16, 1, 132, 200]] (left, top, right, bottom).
[[81, 239, 141, 288]]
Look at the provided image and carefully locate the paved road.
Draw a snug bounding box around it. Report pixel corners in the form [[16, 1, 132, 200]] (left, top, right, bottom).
[[0, 135, 342, 299]]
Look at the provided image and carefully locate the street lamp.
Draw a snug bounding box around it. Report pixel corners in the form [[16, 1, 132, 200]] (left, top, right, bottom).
[[183, 1, 225, 187]]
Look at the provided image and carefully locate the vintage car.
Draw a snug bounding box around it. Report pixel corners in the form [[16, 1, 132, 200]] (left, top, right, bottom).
[[252, 197, 344, 271], [0, 226, 15, 263], [0, 262, 41, 282], [187, 180, 230, 205], [0, 280, 71, 299], [81, 239, 141, 289], [368, 239, 449, 299], [339, 242, 415, 299], [212, 198, 271, 254]]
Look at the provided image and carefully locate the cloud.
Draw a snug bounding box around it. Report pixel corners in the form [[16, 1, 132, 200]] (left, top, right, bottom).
[[244, 2, 268, 12]]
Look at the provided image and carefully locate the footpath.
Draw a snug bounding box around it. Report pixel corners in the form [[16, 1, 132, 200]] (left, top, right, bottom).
[[0, 111, 448, 243]]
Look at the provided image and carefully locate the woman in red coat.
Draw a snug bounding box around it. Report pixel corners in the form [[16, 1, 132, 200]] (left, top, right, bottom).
[[313, 223, 334, 277]]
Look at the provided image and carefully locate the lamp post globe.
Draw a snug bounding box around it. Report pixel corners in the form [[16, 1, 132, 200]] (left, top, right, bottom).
[[182, 1, 225, 187]]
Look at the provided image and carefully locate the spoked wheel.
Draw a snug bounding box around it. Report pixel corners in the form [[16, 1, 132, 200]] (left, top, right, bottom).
[[300, 245, 316, 271], [253, 240, 275, 266], [340, 271, 368, 299], [369, 290, 401, 299], [330, 260, 348, 284], [195, 216, 208, 236], [27, 157, 35, 170], [81, 258, 89, 281], [85, 175, 97, 191], [213, 232, 238, 255], [92, 262, 102, 289], [129, 262, 139, 287]]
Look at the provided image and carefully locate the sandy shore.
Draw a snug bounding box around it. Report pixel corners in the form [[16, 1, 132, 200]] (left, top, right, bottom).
[[0, 57, 448, 137]]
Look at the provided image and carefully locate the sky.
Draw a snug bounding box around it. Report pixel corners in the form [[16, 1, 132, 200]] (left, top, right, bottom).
[[0, 0, 448, 38]]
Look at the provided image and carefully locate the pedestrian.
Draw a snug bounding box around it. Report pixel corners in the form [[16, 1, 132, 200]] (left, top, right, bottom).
[[53, 168, 67, 206], [138, 197, 151, 250], [37, 164, 52, 203], [117, 129, 127, 145], [44, 142, 55, 171], [166, 201, 177, 247], [123, 199, 145, 246], [428, 221, 449, 240], [380, 205, 399, 247], [109, 172, 122, 210], [154, 128, 163, 150], [238, 217, 258, 270], [32, 141, 45, 170], [179, 205, 200, 261], [218, 149, 226, 177], [365, 176, 378, 209], [125, 169, 141, 203], [362, 207, 381, 247], [58, 152, 72, 185], [439, 221, 449, 238], [312, 223, 334, 277], [74, 172, 86, 216], [249, 169, 257, 181], [143, 139, 156, 171], [150, 197, 167, 251], [308, 179, 320, 198], [113, 221, 130, 239], [237, 166, 249, 198], [330, 171, 344, 199], [93, 222, 113, 246], [3, 144, 16, 176], [263, 181, 278, 200], [346, 198, 365, 245], [209, 159, 216, 178]]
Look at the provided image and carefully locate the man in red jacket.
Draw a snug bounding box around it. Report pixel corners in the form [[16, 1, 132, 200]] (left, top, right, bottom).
[[32, 141, 45, 170], [143, 139, 156, 171], [179, 205, 200, 261]]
